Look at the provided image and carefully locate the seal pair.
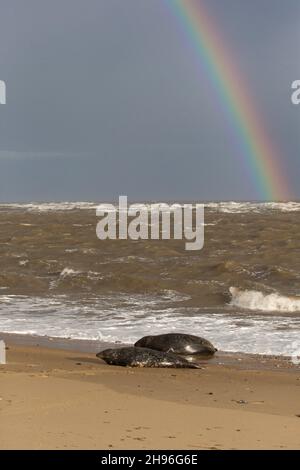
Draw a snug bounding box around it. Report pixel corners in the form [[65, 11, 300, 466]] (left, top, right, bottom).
[[96, 333, 217, 368]]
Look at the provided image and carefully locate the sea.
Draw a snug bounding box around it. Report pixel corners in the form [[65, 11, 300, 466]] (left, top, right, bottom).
[[0, 201, 299, 358]]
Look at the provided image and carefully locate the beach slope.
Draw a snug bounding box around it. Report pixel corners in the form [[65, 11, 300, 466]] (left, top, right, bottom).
[[1, 344, 300, 450]]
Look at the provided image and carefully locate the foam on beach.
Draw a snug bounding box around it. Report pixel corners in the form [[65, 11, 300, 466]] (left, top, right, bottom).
[[1, 293, 300, 357]]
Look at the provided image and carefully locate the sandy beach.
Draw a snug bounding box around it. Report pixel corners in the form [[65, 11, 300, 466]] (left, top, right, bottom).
[[1, 337, 300, 450]]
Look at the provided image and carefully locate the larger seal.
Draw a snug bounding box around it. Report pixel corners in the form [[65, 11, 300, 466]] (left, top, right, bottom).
[[96, 347, 201, 368], [134, 333, 217, 356]]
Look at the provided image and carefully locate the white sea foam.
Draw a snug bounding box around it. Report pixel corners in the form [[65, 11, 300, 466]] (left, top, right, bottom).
[[0, 202, 98, 212], [206, 201, 300, 213], [0, 293, 300, 358], [87, 271, 105, 280], [230, 287, 300, 313], [19, 260, 29, 266], [0, 201, 299, 213], [60, 268, 81, 278]]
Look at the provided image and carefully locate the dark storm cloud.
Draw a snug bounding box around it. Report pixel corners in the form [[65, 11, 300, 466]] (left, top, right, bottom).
[[0, 0, 299, 201]]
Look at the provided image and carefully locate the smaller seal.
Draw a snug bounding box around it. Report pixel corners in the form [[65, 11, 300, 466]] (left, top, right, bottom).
[[96, 347, 201, 368], [135, 333, 217, 356]]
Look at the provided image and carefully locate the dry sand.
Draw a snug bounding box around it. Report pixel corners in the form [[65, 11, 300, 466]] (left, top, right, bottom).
[[1, 340, 300, 450]]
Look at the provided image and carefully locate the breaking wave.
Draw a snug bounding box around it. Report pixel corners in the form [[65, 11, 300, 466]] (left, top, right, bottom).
[[230, 287, 300, 313]]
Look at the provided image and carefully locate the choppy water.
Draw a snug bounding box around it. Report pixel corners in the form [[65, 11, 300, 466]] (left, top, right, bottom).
[[0, 201, 299, 357]]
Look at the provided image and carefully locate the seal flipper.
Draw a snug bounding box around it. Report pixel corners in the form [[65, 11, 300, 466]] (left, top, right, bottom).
[[188, 362, 202, 369]]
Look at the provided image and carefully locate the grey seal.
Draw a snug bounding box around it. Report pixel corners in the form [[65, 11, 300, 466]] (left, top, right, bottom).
[[134, 333, 217, 356], [96, 346, 201, 368]]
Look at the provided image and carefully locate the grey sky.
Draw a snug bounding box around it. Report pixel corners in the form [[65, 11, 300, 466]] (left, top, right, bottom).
[[0, 0, 299, 202]]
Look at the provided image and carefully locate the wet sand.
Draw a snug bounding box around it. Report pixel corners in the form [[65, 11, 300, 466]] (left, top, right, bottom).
[[1, 338, 300, 449]]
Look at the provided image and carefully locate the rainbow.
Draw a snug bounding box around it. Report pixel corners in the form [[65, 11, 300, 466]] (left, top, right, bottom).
[[165, 0, 290, 201]]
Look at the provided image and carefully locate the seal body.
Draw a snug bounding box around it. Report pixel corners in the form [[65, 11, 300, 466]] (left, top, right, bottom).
[[134, 333, 217, 356], [96, 347, 201, 368]]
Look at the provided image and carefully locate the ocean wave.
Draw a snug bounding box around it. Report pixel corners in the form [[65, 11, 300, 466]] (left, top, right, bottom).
[[60, 268, 82, 278], [0, 202, 98, 212], [1, 201, 299, 213], [229, 287, 300, 313], [206, 202, 300, 213]]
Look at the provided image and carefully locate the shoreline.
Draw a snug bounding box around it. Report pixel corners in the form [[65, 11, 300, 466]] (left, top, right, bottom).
[[1, 331, 299, 372], [1, 340, 300, 449]]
